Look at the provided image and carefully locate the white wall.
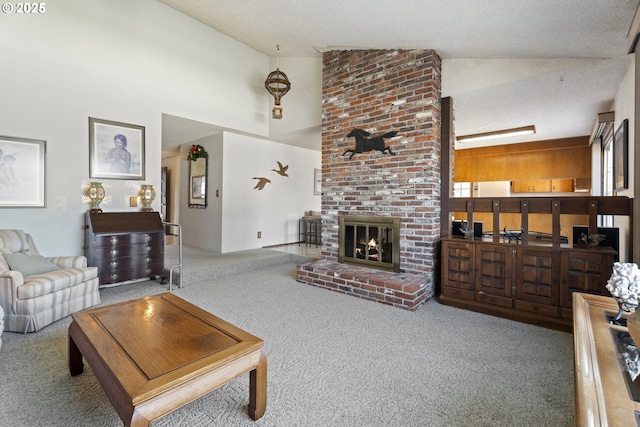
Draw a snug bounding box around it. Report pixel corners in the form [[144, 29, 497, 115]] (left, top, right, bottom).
[[614, 60, 636, 199], [611, 59, 635, 262], [0, 0, 322, 255], [221, 133, 320, 253], [268, 57, 323, 138], [176, 131, 320, 253], [178, 134, 223, 252]]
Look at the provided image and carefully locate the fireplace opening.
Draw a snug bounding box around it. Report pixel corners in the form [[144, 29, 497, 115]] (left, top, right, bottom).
[[339, 215, 400, 272]]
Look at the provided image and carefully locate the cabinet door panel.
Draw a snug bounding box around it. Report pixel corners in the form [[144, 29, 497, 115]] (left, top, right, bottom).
[[551, 179, 574, 192], [475, 244, 512, 298], [560, 250, 614, 308], [441, 241, 474, 291], [516, 248, 559, 305], [511, 180, 552, 193]]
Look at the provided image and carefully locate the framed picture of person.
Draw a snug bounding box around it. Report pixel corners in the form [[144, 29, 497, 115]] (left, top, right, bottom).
[[0, 135, 46, 207], [89, 117, 145, 180]]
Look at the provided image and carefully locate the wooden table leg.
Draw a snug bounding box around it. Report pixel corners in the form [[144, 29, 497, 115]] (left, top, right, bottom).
[[128, 410, 151, 427], [248, 351, 267, 420], [68, 322, 84, 376]]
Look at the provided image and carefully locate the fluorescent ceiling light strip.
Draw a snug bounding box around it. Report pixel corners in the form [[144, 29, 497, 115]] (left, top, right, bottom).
[[457, 125, 536, 143]]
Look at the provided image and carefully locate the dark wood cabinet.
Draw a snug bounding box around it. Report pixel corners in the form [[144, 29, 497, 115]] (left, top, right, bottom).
[[511, 179, 574, 193], [441, 240, 475, 301], [559, 249, 615, 320], [440, 237, 616, 331], [516, 246, 559, 306], [475, 243, 513, 306], [84, 212, 165, 286]]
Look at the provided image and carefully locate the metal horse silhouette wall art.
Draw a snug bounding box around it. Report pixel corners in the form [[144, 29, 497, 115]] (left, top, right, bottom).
[[342, 128, 397, 160]]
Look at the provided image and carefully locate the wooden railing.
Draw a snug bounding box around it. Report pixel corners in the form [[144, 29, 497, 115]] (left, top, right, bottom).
[[445, 196, 633, 256]]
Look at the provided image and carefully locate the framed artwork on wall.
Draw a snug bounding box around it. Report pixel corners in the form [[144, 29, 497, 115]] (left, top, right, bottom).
[[613, 118, 628, 192], [89, 117, 145, 180], [0, 135, 46, 208], [314, 168, 321, 195]]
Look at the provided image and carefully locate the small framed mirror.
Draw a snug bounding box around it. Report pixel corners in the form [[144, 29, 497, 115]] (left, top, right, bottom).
[[189, 157, 208, 208]]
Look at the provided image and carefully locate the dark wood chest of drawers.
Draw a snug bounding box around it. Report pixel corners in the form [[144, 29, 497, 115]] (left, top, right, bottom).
[[84, 212, 164, 285]]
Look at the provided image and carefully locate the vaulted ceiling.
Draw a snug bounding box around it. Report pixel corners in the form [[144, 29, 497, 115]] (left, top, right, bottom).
[[159, 0, 639, 153]]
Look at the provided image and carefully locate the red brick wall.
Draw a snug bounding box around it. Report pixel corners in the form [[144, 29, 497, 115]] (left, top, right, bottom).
[[321, 49, 442, 278]]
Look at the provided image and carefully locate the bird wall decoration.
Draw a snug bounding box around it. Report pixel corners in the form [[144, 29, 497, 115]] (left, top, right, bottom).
[[272, 161, 289, 177], [252, 177, 271, 190], [251, 161, 290, 190]]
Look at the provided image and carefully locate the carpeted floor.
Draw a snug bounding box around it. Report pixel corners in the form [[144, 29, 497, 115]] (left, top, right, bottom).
[[163, 243, 317, 287], [0, 253, 575, 426]]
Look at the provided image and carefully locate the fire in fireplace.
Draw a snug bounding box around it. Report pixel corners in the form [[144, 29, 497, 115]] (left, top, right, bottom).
[[338, 215, 400, 272]]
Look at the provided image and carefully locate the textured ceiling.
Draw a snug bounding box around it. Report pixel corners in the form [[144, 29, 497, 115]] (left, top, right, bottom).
[[159, 0, 639, 154]]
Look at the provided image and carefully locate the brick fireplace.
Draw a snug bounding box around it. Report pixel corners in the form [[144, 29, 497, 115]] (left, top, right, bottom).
[[296, 49, 442, 311]]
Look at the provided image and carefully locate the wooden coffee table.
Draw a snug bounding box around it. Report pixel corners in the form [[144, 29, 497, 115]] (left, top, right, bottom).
[[68, 292, 266, 426]]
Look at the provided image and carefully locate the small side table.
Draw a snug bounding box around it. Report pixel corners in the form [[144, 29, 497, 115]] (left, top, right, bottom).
[[299, 217, 321, 246]]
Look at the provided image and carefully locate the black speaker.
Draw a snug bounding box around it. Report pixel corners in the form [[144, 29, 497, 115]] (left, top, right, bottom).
[[452, 221, 483, 238], [452, 220, 464, 236], [473, 222, 483, 237]]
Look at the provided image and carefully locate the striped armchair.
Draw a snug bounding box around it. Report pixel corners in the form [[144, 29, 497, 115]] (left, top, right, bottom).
[[0, 230, 100, 333]]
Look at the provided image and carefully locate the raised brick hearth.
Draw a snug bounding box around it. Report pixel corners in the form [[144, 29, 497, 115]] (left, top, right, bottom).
[[296, 49, 442, 310], [297, 259, 429, 311]]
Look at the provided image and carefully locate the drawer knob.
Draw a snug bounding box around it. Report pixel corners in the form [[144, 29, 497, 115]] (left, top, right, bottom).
[[110, 261, 118, 268], [110, 236, 118, 244], [111, 249, 118, 256]]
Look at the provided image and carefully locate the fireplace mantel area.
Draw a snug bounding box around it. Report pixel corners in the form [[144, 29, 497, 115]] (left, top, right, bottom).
[[296, 49, 441, 311]]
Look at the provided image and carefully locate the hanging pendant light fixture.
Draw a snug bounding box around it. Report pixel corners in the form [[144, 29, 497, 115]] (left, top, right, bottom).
[[264, 45, 291, 119]]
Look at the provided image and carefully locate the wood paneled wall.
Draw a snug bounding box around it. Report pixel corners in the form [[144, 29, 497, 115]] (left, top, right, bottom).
[[454, 136, 591, 182]]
